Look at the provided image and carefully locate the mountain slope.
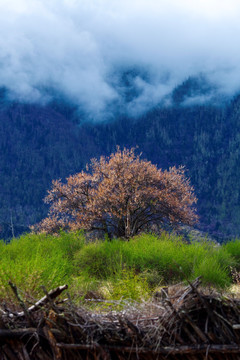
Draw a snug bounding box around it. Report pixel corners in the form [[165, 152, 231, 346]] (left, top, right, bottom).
[[1, 95, 240, 240]]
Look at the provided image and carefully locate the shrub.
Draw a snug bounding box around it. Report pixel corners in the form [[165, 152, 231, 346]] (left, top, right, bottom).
[[224, 239, 240, 268], [73, 233, 234, 288]]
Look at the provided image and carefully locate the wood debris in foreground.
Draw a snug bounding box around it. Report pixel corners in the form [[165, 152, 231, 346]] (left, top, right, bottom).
[[0, 278, 240, 359]]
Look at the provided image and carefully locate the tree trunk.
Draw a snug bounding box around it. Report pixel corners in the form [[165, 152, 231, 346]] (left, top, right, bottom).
[[125, 206, 131, 239]]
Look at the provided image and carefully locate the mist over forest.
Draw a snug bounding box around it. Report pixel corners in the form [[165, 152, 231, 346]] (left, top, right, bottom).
[[1, 0, 240, 118], [1, 0, 240, 240]]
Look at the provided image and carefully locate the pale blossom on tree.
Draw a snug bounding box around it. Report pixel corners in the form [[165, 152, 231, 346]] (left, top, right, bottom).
[[34, 148, 198, 238]]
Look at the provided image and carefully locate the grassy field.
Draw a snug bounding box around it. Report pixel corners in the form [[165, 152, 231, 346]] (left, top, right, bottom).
[[0, 231, 239, 305]]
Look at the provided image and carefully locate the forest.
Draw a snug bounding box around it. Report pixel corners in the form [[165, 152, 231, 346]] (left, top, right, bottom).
[[0, 81, 240, 241]]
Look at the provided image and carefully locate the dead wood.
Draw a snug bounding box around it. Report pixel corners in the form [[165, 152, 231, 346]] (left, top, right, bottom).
[[56, 343, 240, 354], [0, 279, 240, 359], [0, 284, 68, 318]]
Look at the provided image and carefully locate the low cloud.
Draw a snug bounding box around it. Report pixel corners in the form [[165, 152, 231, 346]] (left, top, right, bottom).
[[1, 0, 240, 119]]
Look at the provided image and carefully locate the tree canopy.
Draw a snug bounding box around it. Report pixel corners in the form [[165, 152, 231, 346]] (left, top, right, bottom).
[[34, 148, 198, 238]]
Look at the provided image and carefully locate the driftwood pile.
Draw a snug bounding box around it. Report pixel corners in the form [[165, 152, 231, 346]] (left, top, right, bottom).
[[0, 278, 240, 359]]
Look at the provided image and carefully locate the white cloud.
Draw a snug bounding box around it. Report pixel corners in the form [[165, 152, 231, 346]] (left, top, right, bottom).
[[0, 0, 240, 119]]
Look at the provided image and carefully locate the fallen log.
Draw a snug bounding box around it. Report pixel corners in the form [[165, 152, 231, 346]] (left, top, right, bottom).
[[56, 343, 240, 355], [0, 328, 62, 339]]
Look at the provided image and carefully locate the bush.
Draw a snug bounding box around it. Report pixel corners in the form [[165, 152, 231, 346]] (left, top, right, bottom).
[[223, 239, 240, 268], [74, 240, 125, 279], [193, 257, 231, 288], [73, 232, 235, 288]]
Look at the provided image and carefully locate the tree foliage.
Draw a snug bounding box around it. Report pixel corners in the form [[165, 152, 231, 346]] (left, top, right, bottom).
[[2, 99, 240, 240], [34, 148, 198, 238]]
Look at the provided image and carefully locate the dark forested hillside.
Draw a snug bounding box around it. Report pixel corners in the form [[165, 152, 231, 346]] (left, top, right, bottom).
[[1, 93, 240, 240]]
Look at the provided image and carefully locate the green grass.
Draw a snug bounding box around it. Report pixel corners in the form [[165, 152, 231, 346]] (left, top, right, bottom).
[[74, 234, 235, 289], [223, 239, 240, 268], [0, 231, 239, 305], [0, 231, 85, 302]]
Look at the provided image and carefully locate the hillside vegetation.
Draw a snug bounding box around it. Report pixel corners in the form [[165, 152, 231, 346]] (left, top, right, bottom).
[[0, 231, 240, 306], [1, 92, 240, 240]]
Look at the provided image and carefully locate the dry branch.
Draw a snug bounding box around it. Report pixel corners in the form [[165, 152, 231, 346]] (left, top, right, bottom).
[[56, 343, 240, 354], [0, 279, 240, 359], [0, 284, 68, 318]]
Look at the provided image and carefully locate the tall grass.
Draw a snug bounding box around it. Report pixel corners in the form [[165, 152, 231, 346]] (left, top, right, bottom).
[[74, 233, 236, 289], [0, 231, 238, 305], [0, 231, 85, 301], [223, 239, 240, 268]]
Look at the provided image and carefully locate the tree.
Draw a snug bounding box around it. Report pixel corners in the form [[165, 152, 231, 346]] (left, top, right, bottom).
[[34, 148, 198, 238]]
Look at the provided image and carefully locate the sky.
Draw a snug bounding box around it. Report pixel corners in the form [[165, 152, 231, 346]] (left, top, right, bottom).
[[0, 0, 240, 119]]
